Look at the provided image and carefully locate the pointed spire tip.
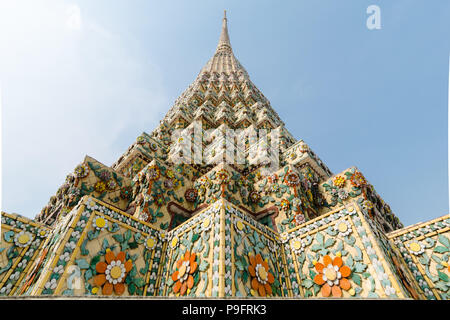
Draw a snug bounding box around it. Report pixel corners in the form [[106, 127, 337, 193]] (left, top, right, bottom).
[[217, 10, 231, 51]]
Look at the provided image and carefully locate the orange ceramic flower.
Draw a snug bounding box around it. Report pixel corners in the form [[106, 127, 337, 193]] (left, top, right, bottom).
[[172, 251, 198, 295], [94, 249, 133, 295], [280, 199, 290, 211], [350, 171, 366, 188], [268, 174, 278, 184], [217, 169, 230, 183], [284, 171, 300, 187], [248, 253, 275, 296], [313, 255, 351, 298]]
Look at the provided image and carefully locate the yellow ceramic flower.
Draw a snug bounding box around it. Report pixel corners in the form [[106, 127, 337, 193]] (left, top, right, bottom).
[[147, 165, 161, 181], [171, 236, 179, 249], [94, 181, 107, 193], [280, 199, 290, 211], [166, 169, 175, 179], [333, 176, 346, 188]]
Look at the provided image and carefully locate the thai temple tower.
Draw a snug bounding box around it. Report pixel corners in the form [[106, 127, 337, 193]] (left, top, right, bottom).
[[1, 12, 449, 299]]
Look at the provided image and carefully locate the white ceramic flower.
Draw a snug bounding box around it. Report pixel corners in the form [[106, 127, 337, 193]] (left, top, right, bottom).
[[156, 231, 168, 243], [143, 194, 153, 203], [225, 286, 232, 295], [292, 197, 302, 207], [86, 199, 98, 211], [337, 189, 349, 200], [424, 288, 433, 297], [280, 232, 289, 244], [346, 206, 356, 215], [37, 229, 49, 239], [290, 238, 305, 255], [376, 271, 389, 282], [139, 212, 149, 222], [335, 219, 352, 237]]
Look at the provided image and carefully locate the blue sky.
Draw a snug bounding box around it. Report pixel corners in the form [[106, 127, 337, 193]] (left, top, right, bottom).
[[1, 0, 449, 227]]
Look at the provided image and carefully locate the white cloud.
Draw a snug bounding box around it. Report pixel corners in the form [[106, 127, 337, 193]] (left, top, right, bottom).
[[65, 4, 82, 31]]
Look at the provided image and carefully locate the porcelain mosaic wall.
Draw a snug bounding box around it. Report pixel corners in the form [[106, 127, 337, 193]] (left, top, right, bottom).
[[389, 215, 450, 300], [1, 14, 448, 300], [0, 213, 51, 296], [282, 204, 411, 298], [227, 203, 284, 297], [160, 203, 218, 297], [21, 197, 165, 297]]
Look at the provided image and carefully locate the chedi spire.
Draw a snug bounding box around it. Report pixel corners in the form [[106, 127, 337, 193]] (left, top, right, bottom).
[[216, 10, 232, 52]]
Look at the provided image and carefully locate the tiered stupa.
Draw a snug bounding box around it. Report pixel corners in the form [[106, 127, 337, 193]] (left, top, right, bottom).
[[1, 12, 449, 299]]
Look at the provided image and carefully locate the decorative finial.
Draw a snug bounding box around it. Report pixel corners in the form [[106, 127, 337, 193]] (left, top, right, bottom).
[[217, 10, 231, 52]]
